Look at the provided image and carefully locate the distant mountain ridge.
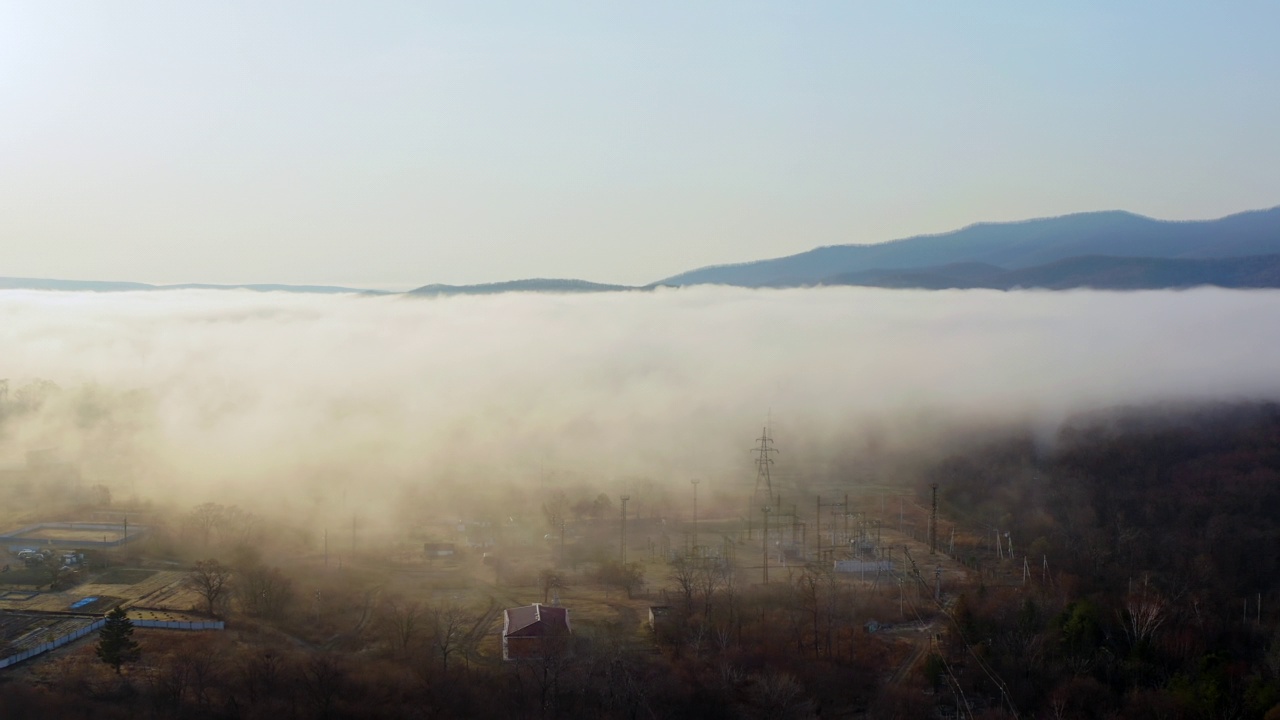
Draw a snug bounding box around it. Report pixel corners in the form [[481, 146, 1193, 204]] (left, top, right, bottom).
[[7, 205, 1280, 294], [657, 206, 1280, 287], [409, 278, 631, 296], [0, 277, 390, 294], [823, 254, 1280, 290]]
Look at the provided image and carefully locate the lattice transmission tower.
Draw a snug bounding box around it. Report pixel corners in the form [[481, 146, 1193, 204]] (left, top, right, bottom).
[[751, 426, 778, 511]]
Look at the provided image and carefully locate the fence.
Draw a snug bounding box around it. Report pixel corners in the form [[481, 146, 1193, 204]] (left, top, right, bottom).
[[0, 617, 104, 670]]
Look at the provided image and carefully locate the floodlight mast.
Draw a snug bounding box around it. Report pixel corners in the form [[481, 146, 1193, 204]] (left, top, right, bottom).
[[929, 483, 938, 555], [620, 496, 630, 564], [690, 479, 700, 556], [761, 505, 772, 584]]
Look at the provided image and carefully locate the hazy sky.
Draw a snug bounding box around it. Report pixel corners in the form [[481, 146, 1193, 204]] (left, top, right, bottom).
[[3, 3, 1278, 289]]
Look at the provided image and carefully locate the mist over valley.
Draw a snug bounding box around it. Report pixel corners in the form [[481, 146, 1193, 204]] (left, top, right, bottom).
[[5, 286, 1278, 513]]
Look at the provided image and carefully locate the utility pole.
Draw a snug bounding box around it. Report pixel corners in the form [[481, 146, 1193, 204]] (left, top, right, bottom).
[[816, 495, 847, 556], [352, 514, 357, 556], [816, 496, 821, 554], [691, 479, 700, 557], [929, 483, 938, 555], [844, 493, 850, 541], [620, 495, 630, 564], [324, 529, 328, 567], [761, 505, 771, 584]]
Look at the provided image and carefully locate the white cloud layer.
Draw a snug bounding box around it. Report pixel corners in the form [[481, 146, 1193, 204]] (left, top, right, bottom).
[[2, 287, 1278, 516]]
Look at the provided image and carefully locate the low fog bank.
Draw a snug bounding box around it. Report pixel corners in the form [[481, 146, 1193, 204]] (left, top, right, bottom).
[[2, 286, 1279, 524]]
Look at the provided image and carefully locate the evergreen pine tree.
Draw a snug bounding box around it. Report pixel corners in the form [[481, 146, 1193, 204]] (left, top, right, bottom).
[[96, 606, 141, 674]]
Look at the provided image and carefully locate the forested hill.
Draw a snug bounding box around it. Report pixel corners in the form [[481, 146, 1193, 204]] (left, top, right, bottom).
[[928, 401, 1280, 718]]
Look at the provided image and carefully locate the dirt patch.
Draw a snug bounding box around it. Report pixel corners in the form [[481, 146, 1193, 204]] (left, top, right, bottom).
[[93, 568, 158, 585], [0, 568, 48, 587]]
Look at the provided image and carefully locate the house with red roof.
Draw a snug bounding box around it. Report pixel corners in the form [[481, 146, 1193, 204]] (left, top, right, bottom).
[[502, 603, 572, 661]]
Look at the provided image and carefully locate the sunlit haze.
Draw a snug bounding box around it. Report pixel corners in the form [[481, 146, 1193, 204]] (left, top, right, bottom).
[[8, 6, 1280, 714], [5, 287, 1280, 520]]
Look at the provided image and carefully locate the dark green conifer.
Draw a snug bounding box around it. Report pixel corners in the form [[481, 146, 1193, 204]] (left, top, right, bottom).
[[96, 606, 141, 674]]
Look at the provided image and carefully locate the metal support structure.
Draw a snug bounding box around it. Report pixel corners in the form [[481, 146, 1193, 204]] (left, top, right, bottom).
[[620, 495, 630, 564], [929, 483, 938, 555], [761, 505, 771, 584], [690, 479, 700, 556], [816, 495, 848, 552], [751, 427, 778, 511]]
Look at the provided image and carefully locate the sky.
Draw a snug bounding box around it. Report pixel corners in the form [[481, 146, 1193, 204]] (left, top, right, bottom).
[[2, 3, 1279, 289]]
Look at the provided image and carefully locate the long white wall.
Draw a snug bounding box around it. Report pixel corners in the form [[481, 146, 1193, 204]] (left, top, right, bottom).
[[0, 618, 104, 670], [0, 617, 224, 670]]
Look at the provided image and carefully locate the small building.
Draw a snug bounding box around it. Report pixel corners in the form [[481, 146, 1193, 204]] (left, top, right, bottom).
[[833, 559, 894, 575], [422, 542, 456, 557], [502, 603, 571, 661], [647, 605, 671, 631]]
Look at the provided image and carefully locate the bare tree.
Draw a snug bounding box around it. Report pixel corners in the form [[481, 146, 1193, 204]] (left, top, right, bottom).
[[431, 601, 473, 674], [219, 505, 262, 547], [148, 639, 222, 716], [519, 631, 575, 718], [235, 650, 285, 706], [236, 565, 294, 620], [669, 556, 697, 613], [793, 563, 838, 658], [542, 490, 568, 531], [378, 597, 424, 658], [88, 484, 111, 507], [596, 560, 644, 599], [187, 503, 225, 548], [539, 569, 568, 603], [42, 557, 68, 591], [187, 559, 232, 617], [722, 564, 742, 645], [746, 671, 811, 720], [299, 653, 346, 719], [696, 559, 728, 618], [1121, 576, 1167, 649], [794, 567, 822, 658]]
